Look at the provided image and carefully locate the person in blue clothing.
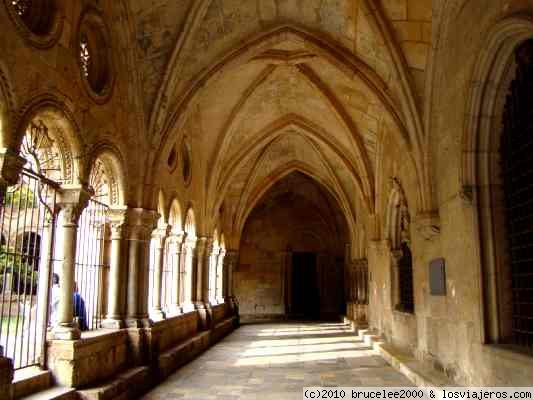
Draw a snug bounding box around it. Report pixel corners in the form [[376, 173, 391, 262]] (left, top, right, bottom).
[[73, 283, 88, 331]]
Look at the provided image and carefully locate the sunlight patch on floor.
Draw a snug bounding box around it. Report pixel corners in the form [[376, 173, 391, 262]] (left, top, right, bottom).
[[241, 341, 367, 357], [247, 335, 362, 347]]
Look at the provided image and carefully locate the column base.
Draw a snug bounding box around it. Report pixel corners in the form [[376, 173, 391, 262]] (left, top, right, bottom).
[[52, 325, 81, 340], [150, 309, 166, 322], [195, 301, 212, 330], [181, 302, 196, 313], [167, 305, 182, 317], [125, 317, 153, 328], [101, 318, 125, 329]]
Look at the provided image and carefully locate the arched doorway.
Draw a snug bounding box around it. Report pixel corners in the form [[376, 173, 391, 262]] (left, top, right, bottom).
[[235, 172, 348, 322]]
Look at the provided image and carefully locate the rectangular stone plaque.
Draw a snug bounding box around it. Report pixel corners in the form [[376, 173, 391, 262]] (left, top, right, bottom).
[[429, 258, 446, 296]]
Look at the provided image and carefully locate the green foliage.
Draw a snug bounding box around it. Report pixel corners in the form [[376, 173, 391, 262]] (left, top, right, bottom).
[[0, 245, 39, 294], [5, 184, 37, 209]]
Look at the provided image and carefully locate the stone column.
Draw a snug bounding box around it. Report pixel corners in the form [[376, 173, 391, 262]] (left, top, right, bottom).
[[181, 237, 196, 312], [36, 216, 54, 343], [195, 237, 211, 329], [223, 250, 238, 312], [168, 232, 185, 315], [208, 245, 219, 304], [102, 207, 128, 328], [150, 224, 170, 321], [216, 248, 226, 304], [194, 237, 207, 304], [125, 208, 158, 328], [53, 185, 91, 340]]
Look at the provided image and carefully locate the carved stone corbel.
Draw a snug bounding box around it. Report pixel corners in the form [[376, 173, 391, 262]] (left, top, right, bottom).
[[415, 212, 441, 241]]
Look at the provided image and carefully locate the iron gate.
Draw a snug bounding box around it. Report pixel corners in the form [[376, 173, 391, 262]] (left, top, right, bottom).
[[0, 168, 58, 369]]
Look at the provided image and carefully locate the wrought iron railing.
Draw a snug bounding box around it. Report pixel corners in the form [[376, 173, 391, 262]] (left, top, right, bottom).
[[74, 198, 109, 331]]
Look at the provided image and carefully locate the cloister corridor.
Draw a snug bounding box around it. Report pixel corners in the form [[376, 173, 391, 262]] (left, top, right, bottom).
[[143, 322, 412, 400]]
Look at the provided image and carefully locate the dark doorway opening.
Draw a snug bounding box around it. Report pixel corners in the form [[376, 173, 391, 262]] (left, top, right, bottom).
[[291, 252, 319, 320]]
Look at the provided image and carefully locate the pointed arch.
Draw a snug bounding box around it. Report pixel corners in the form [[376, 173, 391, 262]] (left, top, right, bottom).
[[212, 228, 219, 249], [168, 197, 183, 234], [219, 233, 225, 250], [184, 207, 196, 239], [234, 160, 356, 248], [210, 115, 371, 220], [157, 189, 167, 225]]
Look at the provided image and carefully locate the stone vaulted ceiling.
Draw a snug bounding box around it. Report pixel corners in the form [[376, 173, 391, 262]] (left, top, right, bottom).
[[131, 0, 432, 244]]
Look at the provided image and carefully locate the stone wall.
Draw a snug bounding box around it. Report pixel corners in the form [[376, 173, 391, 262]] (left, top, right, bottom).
[[360, 0, 533, 386]]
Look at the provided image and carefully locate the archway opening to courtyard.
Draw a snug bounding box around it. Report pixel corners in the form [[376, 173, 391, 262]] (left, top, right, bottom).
[[235, 171, 349, 322]]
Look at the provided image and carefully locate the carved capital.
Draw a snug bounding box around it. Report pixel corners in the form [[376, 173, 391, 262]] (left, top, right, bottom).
[[195, 236, 208, 258], [151, 223, 170, 247], [415, 211, 440, 241], [108, 206, 128, 239], [353, 258, 368, 269], [169, 232, 185, 246], [223, 250, 239, 267], [203, 237, 214, 257], [127, 208, 158, 241], [391, 248, 403, 263], [57, 184, 93, 226], [0, 148, 25, 187], [184, 236, 197, 251]]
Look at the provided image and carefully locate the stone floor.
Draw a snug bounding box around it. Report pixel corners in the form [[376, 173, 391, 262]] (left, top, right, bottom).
[[142, 322, 413, 400]]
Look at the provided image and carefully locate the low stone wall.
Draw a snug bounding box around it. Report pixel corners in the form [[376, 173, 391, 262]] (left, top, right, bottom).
[[152, 311, 198, 354], [211, 303, 227, 324], [47, 330, 129, 388], [5, 307, 239, 399]]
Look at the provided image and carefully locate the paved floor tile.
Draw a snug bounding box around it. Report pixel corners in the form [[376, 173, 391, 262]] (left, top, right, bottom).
[[142, 322, 412, 399]]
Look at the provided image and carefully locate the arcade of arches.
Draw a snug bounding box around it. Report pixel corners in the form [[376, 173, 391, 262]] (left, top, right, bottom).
[[0, 1, 533, 398]]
